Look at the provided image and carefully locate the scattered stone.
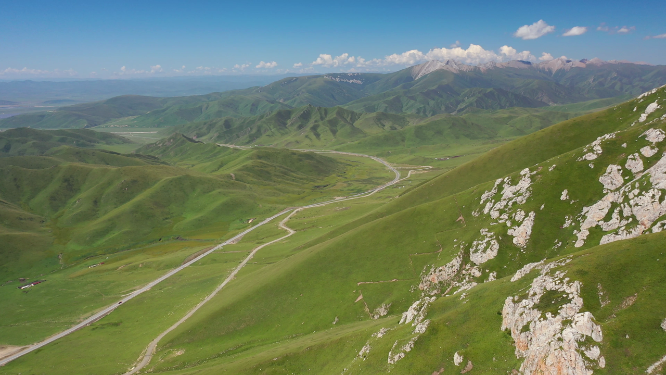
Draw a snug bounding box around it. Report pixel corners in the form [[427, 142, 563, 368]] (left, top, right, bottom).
[[511, 260, 545, 282], [372, 327, 390, 338], [372, 303, 391, 319], [561, 189, 569, 200], [619, 294, 637, 309], [597, 283, 610, 307], [399, 297, 435, 325], [577, 132, 617, 161], [460, 360, 473, 374], [358, 344, 371, 358], [454, 352, 464, 366]]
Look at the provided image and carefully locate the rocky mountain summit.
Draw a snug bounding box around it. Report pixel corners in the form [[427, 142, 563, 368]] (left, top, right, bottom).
[[412, 56, 656, 80]]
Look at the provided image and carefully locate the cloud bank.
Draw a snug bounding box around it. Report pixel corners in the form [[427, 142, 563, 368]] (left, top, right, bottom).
[[256, 61, 278, 69], [0, 67, 78, 77], [307, 44, 544, 71]]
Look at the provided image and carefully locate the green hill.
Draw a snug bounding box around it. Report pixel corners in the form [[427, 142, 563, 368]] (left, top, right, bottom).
[[2, 82, 666, 375], [122, 85, 666, 375], [0, 127, 132, 156]]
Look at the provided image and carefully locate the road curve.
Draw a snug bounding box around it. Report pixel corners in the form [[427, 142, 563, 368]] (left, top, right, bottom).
[[125, 209, 302, 374], [0, 150, 404, 368]]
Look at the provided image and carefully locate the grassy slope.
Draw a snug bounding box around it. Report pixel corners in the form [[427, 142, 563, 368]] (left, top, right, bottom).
[[115, 86, 666, 374], [0, 127, 133, 156], [2, 88, 666, 374], [0, 134, 398, 349], [0, 136, 366, 281]]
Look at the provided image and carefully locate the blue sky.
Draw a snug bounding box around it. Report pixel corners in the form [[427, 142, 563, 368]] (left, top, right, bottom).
[[1, 0, 665, 79]]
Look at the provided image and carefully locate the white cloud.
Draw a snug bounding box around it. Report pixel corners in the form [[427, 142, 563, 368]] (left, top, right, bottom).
[[255, 61, 278, 69], [304, 44, 539, 73], [645, 33, 666, 40], [293, 62, 303, 68], [0, 67, 78, 77], [449, 40, 461, 48], [563, 26, 588, 36], [598, 24, 636, 34], [539, 52, 554, 61], [617, 26, 635, 34], [115, 65, 165, 76], [311, 53, 358, 67], [498, 45, 534, 61], [233, 63, 251, 71], [514, 20, 555, 40]]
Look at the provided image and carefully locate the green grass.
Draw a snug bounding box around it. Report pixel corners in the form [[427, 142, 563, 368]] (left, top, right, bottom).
[[2, 86, 666, 374]]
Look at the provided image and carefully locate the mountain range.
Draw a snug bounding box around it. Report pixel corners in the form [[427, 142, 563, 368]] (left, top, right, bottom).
[[1, 58, 664, 130]]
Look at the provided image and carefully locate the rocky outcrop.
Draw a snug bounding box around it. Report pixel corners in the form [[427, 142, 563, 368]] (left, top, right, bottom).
[[577, 132, 617, 161], [640, 102, 661, 123], [469, 229, 499, 265], [502, 260, 605, 374], [411, 60, 476, 80]]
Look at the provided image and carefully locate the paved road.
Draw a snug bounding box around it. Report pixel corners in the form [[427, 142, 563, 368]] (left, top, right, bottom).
[[0, 150, 405, 368]]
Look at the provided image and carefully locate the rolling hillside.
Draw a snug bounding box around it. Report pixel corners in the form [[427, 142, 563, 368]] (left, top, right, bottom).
[[125, 85, 666, 375], [0, 131, 381, 282], [0, 127, 132, 156], [2, 83, 666, 375]]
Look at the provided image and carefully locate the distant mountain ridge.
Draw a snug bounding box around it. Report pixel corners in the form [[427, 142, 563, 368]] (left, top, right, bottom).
[[1, 58, 665, 129], [411, 56, 656, 80]]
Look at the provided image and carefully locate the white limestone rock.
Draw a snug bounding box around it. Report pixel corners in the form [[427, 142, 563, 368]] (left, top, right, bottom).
[[508, 211, 536, 248], [599, 164, 624, 190], [642, 128, 666, 144], [502, 264, 604, 375], [625, 153, 644, 174], [469, 229, 500, 265], [454, 351, 464, 366], [641, 146, 659, 158], [577, 132, 617, 162], [561, 189, 569, 201], [639, 102, 661, 122]]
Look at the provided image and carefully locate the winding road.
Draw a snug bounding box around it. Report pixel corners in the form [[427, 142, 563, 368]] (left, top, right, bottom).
[[0, 150, 413, 369]]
